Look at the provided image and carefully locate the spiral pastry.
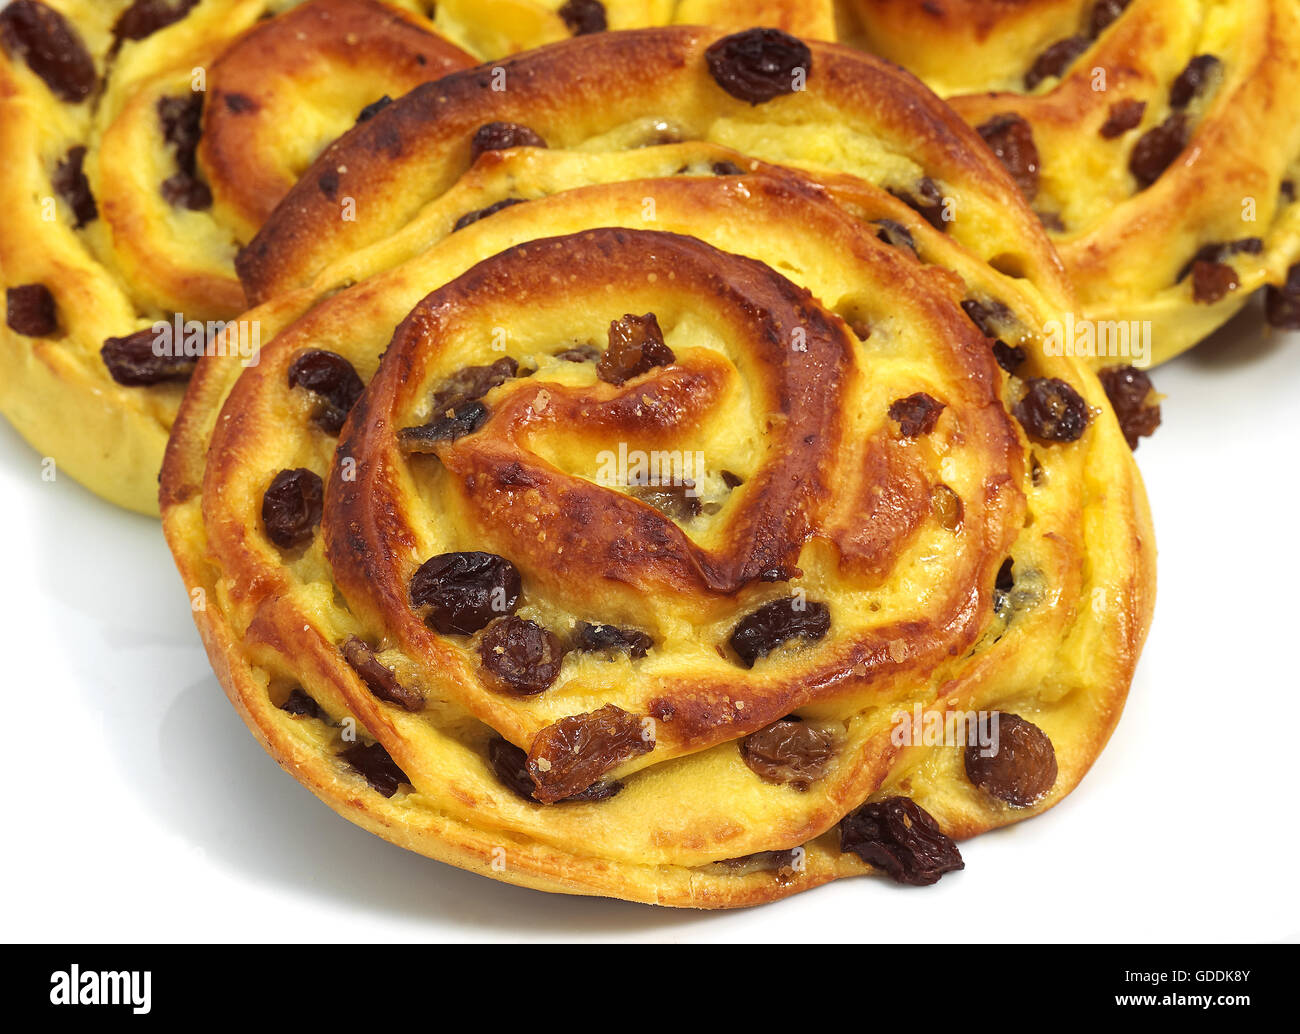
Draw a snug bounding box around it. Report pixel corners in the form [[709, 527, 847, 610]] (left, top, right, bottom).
[[0, 0, 477, 514], [162, 29, 1155, 905]]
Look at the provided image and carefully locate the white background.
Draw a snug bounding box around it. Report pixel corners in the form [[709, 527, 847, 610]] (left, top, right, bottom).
[[2, 300, 1297, 943]]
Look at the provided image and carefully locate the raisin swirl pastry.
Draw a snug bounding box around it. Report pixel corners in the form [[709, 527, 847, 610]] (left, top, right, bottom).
[[162, 29, 1155, 905], [0, 0, 476, 514], [842, 0, 1300, 365]]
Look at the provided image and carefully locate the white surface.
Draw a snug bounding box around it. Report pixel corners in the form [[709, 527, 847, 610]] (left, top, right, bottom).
[[2, 299, 1298, 944]]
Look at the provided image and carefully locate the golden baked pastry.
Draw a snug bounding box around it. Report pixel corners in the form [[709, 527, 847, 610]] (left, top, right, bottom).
[[162, 28, 1155, 906], [0, 0, 477, 515]]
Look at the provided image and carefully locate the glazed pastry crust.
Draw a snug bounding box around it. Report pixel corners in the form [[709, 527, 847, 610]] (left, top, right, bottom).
[[162, 29, 1155, 906]]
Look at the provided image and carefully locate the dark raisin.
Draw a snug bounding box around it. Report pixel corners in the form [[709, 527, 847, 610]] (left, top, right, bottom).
[[339, 741, 409, 798], [1265, 262, 1300, 329], [470, 121, 547, 162], [1014, 378, 1091, 442], [452, 196, 525, 231], [705, 28, 812, 105], [1099, 97, 1146, 138], [409, 551, 520, 635], [431, 357, 518, 410], [874, 218, 917, 254], [113, 0, 199, 43], [1098, 365, 1161, 450], [1089, 0, 1130, 36], [1283, 180, 1296, 203], [976, 113, 1039, 201], [526, 704, 653, 803], [157, 92, 211, 210], [961, 297, 1012, 339], [628, 482, 701, 520], [261, 468, 323, 550], [721, 470, 745, 488], [397, 401, 488, 452], [101, 327, 196, 386], [478, 616, 565, 696], [52, 145, 96, 228], [1036, 209, 1066, 232], [572, 621, 654, 659], [489, 737, 623, 803], [1024, 35, 1090, 90], [712, 160, 745, 175], [1169, 54, 1221, 108], [596, 313, 674, 385], [555, 343, 600, 363], [6, 284, 57, 336], [889, 177, 946, 231], [740, 718, 838, 791], [964, 713, 1058, 807], [995, 557, 1015, 593], [1175, 238, 1262, 282], [889, 392, 945, 438], [992, 340, 1027, 372], [839, 796, 964, 886], [0, 1, 96, 102], [1190, 260, 1239, 304], [355, 95, 392, 123], [288, 349, 364, 434], [1129, 112, 1187, 190], [558, 0, 606, 35], [279, 688, 322, 718], [342, 637, 422, 711], [730, 597, 830, 668]]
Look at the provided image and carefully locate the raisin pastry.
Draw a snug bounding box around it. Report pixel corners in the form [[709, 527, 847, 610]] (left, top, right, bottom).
[[0, 0, 476, 514], [842, 0, 1300, 365], [161, 29, 1155, 905]]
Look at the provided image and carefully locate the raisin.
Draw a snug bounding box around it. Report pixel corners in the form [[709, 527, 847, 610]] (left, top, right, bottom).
[[6, 284, 57, 337], [1098, 365, 1161, 450], [961, 298, 1013, 339], [712, 160, 745, 175], [1265, 262, 1300, 329], [889, 178, 946, 231], [279, 688, 322, 718], [409, 551, 520, 635], [471, 121, 547, 162], [339, 741, 409, 798], [572, 621, 654, 659], [342, 637, 422, 712], [555, 343, 600, 363], [740, 718, 838, 791], [355, 95, 392, 123], [52, 145, 96, 228], [488, 737, 622, 804], [930, 484, 964, 530], [721, 470, 745, 488], [730, 597, 830, 668], [1169, 54, 1221, 108], [597, 313, 674, 385], [1036, 209, 1066, 232], [995, 557, 1015, 593], [705, 28, 811, 105], [559, 0, 606, 35], [1129, 112, 1187, 190], [1014, 378, 1091, 442], [0, 1, 96, 102], [628, 482, 701, 520], [526, 704, 653, 804], [873, 219, 917, 254], [431, 357, 518, 410], [452, 196, 525, 231], [288, 349, 364, 434], [1190, 260, 1238, 304], [113, 0, 199, 43], [964, 713, 1058, 807], [1024, 35, 1089, 90], [889, 392, 945, 438], [101, 327, 196, 386], [478, 616, 565, 696], [1099, 98, 1146, 138], [157, 92, 211, 210], [397, 401, 488, 452], [1089, 0, 1130, 36], [1175, 238, 1261, 282], [976, 113, 1039, 201], [992, 341, 1027, 372], [261, 468, 323, 550], [839, 797, 964, 886]]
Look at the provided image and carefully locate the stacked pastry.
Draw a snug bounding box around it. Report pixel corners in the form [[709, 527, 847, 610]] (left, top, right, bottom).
[[15, 0, 1272, 906]]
